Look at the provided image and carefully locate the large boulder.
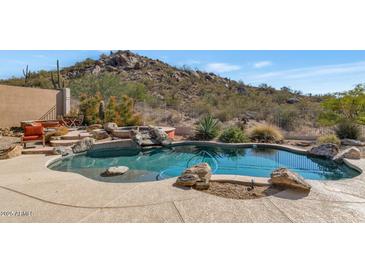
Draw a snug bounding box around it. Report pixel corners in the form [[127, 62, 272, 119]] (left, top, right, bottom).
[[341, 139, 365, 147], [184, 163, 212, 183], [333, 147, 361, 162], [175, 163, 212, 188], [91, 129, 110, 140], [286, 97, 300, 104], [101, 166, 129, 177], [130, 130, 144, 146], [130, 126, 172, 146], [0, 145, 22, 160], [149, 127, 172, 146], [53, 146, 73, 156], [103, 122, 118, 134], [308, 143, 339, 159], [72, 137, 95, 153], [270, 168, 311, 191]]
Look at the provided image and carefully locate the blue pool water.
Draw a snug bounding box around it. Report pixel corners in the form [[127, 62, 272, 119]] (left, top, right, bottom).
[[48, 144, 360, 183]]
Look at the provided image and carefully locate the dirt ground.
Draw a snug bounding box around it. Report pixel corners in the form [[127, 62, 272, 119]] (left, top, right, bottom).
[[196, 181, 284, 200]]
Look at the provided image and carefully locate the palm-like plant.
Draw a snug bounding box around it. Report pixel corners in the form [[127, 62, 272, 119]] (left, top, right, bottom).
[[195, 115, 220, 140]]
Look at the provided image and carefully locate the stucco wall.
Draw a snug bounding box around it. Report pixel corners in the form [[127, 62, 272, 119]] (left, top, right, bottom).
[[0, 85, 63, 128]]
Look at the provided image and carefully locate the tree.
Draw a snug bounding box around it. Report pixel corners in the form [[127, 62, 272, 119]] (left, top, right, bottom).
[[105, 96, 118, 123], [319, 84, 365, 126], [79, 92, 103, 125]]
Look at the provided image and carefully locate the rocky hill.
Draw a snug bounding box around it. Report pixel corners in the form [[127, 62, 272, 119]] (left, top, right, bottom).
[[0, 51, 324, 130]]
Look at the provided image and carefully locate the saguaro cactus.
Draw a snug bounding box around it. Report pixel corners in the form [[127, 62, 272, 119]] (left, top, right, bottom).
[[51, 60, 65, 89], [99, 100, 105, 122], [22, 65, 31, 86]]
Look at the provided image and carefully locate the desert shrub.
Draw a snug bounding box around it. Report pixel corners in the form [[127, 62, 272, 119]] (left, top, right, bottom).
[[105, 96, 118, 123], [219, 127, 249, 143], [79, 92, 103, 125], [335, 121, 361, 140], [69, 73, 150, 101], [316, 134, 341, 146], [272, 105, 300, 131], [249, 124, 284, 143], [118, 95, 142, 126], [45, 126, 69, 142], [195, 115, 220, 140]]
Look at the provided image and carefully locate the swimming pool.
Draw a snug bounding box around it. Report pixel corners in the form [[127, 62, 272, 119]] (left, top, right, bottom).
[[48, 144, 361, 183]]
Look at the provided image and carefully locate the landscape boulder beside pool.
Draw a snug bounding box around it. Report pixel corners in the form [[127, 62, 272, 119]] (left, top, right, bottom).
[[175, 163, 212, 190], [334, 147, 361, 162], [270, 168, 311, 192], [72, 137, 95, 154], [101, 166, 129, 177], [308, 143, 339, 159]]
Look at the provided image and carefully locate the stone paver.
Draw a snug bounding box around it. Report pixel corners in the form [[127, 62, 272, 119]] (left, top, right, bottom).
[[0, 154, 365, 223]]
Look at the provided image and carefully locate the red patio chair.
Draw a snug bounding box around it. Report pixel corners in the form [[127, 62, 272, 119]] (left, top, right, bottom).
[[21, 123, 45, 148]]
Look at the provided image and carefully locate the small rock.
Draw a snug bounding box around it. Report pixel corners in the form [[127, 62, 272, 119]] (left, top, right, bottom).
[[87, 124, 102, 132], [0, 145, 22, 160], [308, 143, 339, 159], [91, 129, 110, 140], [175, 173, 200, 187], [194, 181, 210, 190], [333, 147, 361, 162], [72, 137, 95, 154], [104, 122, 118, 133], [101, 166, 129, 177], [294, 141, 313, 147], [341, 139, 365, 147], [286, 97, 300, 104], [270, 168, 311, 191], [53, 146, 73, 156]]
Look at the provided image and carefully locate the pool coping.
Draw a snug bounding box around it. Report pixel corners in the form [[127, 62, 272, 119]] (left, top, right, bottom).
[[45, 141, 364, 185]]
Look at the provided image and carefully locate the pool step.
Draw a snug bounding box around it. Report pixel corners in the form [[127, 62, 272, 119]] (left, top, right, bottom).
[[50, 139, 79, 147], [60, 131, 92, 140]]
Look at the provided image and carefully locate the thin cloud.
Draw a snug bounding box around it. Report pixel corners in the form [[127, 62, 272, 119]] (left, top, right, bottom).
[[253, 61, 272, 69], [205, 62, 241, 73], [247, 61, 365, 80], [31, 54, 47, 59], [178, 59, 201, 66]]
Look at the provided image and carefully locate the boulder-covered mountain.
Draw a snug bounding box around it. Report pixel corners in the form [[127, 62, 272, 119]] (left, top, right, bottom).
[[0, 50, 325, 129]]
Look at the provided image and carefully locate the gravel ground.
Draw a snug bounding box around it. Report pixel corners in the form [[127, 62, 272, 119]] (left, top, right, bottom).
[[0, 136, 20, 150], [197, 181, 283, 200]]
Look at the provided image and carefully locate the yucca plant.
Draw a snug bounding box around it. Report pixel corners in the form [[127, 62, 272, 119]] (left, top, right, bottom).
[[195, 115, 220, 140]]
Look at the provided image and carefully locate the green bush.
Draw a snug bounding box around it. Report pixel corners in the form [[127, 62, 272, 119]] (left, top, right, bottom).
[[335, 121, 361, 140], [249, 124, 284, 143], [219, 127, 249, 143], [316, 134, 341, 146], [195, 115, 220, 140]]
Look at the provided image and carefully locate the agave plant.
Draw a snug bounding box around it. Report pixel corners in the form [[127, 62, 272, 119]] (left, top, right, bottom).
[[195, 115, 220, 140]]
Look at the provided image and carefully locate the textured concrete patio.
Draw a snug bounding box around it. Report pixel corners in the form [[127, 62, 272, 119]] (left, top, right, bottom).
[[0, 154, 365, 222]]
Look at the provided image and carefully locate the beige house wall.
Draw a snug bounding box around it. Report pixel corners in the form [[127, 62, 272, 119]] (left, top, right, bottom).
[[0, 85, 64, 128]]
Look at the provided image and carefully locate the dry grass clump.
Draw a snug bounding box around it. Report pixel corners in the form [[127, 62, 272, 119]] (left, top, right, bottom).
[[249, 124, 284, 143], [316, 134, 341, 146], [45, 126, 69, 142]]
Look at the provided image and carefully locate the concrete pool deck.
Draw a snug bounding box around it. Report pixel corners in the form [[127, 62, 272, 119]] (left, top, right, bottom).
[[1, 153, 365, 222]]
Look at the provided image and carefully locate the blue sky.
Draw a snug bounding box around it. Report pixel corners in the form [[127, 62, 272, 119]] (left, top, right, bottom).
[[0, 50, 364, 94]]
